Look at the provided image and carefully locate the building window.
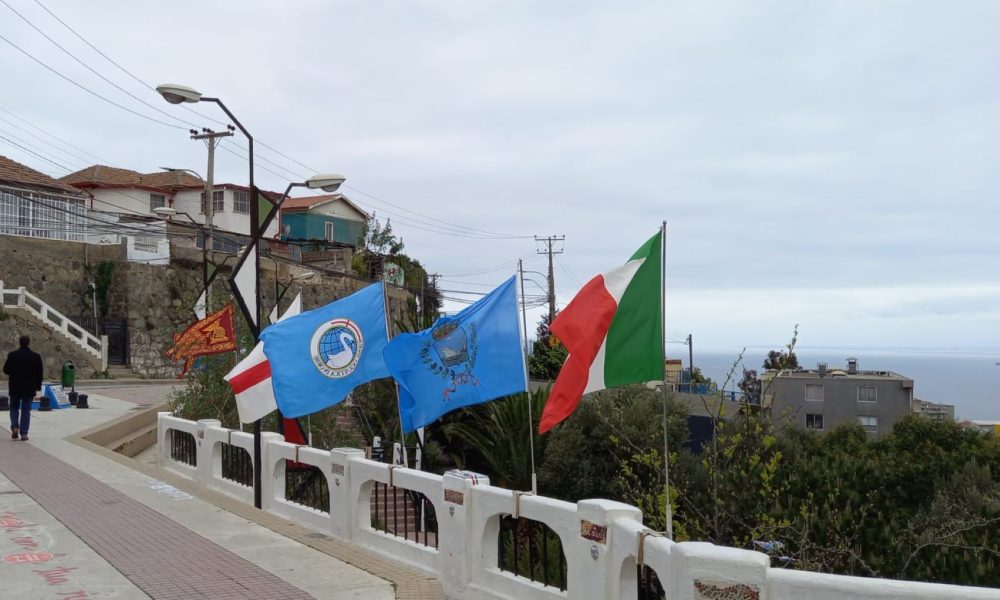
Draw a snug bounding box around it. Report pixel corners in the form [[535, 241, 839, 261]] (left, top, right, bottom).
[[200, 190, 224, 214], [858, 415, 878, 433], [233, 190, 249, 214], [149, 193, 166, 211], [805, 384, 824, 402], [805, 413, 824, 430], [325, 221, 334, 241], [857, 385, 878, 403]]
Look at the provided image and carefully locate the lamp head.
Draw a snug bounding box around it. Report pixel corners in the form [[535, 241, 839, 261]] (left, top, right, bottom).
[[153, 207, 178, 217], [156, 84, 203, 104], [306, 174, 346, 193]]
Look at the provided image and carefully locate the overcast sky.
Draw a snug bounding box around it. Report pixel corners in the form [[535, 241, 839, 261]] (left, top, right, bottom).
[[2, 1, 999, 355]]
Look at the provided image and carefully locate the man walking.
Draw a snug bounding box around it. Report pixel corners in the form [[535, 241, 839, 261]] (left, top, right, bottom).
[[3, 336, 43, 441]]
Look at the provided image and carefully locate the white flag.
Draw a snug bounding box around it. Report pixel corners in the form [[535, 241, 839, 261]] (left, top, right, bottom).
[[225, 293, 302, 423]]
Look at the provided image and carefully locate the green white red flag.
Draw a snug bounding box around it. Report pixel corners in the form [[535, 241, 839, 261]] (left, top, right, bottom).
[[538, 230, 664, 433]]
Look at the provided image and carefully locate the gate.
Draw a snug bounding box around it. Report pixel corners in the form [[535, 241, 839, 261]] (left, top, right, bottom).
[[78, 316, 129, 366]]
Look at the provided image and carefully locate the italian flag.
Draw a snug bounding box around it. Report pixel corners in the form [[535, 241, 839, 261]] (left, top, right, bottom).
[[539, 230, 664, 433]]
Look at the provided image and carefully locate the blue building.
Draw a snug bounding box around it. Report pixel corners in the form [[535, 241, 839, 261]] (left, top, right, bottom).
[[278, 193, 367, 247]]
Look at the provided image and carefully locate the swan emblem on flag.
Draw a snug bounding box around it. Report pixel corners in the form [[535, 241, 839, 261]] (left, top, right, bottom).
[[310, 318, 364, 378]]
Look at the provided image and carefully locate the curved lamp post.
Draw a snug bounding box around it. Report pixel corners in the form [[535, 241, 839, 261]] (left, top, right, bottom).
[[157, 84, 344, 510]]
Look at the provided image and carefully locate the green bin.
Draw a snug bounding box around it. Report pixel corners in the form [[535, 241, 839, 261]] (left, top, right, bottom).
[[61, 360, 76, 389]]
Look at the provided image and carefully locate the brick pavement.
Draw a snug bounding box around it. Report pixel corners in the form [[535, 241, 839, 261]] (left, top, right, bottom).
[[0, 440, 316, 600]]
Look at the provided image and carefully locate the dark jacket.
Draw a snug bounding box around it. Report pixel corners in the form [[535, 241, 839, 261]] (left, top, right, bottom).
[[3, 347, 43, 399]]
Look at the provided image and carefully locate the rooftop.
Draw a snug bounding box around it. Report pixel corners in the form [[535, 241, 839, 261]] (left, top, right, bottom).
[[0, 154, 81, 194], [60, 165, 203, 191]]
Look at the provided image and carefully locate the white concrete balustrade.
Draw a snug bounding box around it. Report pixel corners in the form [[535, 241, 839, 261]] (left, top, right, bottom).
[[0, 280, 108, 371], [156, 414, 1000, 600]]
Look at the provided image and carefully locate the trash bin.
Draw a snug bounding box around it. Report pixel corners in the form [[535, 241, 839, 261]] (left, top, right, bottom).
[[61, 361, 76, 389], [76, 394, 89, 409], [0, 395, 8, 411]]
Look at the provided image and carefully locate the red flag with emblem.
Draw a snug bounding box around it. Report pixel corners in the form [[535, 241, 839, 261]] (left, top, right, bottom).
[[166, 304, 238, 377]]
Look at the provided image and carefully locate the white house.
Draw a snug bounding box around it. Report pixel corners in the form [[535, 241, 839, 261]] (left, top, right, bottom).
[[60, 165, 279, 240]]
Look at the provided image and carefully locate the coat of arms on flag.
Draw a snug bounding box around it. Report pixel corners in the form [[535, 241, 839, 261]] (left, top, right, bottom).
[[166, 303, 238, 377]]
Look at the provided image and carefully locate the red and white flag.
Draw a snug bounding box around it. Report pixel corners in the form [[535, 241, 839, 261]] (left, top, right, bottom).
[[225, 294, 302, 423]]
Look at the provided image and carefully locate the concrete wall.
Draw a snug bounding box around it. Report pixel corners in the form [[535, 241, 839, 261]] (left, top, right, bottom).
[[88, 188, 156, 214], [0, 309, 101, 379], [768, 375, 913, 434]]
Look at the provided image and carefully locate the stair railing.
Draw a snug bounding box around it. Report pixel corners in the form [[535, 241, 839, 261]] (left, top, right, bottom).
[[0, 280, 108, 371]]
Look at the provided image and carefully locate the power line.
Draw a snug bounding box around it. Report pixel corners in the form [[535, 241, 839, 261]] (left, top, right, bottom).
[[0, 32, 186, 130], [1, 0, 200, 130], [0, 128, 78, 171], [30, 0, 226, 129], [0, 114, 93, 166], [0, 107, 109, 163], [0, 133, 72, 172]]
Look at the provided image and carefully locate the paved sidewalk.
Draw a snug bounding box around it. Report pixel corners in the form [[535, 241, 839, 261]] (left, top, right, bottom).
[[0, 439, 314, 599], [0, 391, 398, 600]]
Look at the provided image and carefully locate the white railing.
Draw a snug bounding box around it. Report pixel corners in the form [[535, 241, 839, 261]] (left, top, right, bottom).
[[0, 280, 107, 371], [156, 414, 1000, 600]]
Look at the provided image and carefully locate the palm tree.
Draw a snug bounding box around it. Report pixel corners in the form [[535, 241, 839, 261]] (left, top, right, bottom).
[[439, 387, 550, 490]]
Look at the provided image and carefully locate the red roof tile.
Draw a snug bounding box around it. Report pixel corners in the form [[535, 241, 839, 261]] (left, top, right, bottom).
[[0, 155, 82, 194]]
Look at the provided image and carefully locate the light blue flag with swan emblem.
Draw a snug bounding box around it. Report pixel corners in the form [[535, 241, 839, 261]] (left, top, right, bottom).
[[261, 282, 390, 418], [384, 276, 527, 432]]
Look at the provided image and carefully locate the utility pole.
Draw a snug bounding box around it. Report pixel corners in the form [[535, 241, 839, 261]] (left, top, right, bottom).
[[534, 235, 564, 324], [687, 333, 694, 382], [190, 127, 233, 308]]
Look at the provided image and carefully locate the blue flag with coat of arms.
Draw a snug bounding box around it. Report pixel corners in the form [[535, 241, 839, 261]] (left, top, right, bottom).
[[384, 276, 527, 432], [261, 282, 390, 418]]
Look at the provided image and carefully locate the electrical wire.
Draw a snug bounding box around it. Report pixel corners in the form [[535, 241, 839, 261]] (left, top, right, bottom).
[[0, 133, 73, 172], [0, 114, 93, 166], [30, 0, 225, 129], [0, 107, 109, 163], [0, 0, 200, 130], [0, 32, 185, 130]]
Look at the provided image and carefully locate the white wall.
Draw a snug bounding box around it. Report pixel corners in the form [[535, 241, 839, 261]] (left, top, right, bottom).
[[313, 197, 366, 223], [171, 188, 278, 238], [89, 188, 159, 215]]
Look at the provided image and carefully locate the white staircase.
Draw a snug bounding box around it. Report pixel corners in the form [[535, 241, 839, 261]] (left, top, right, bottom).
[[0, 280, 107, 371]]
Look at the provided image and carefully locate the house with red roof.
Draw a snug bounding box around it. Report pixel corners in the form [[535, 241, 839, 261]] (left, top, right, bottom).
[[278, 193, 368, 247], [0, 154, 87, 241], [59, 165, 281, 244]]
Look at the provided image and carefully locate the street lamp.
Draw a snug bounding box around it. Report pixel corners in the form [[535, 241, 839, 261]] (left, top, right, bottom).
[[157, 83, 344, 511], [158, 83, 269, 508]]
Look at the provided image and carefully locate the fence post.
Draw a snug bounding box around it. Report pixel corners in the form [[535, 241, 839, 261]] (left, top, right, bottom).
[[439, 470, 490, 599], [259, 432, 285, 511], [100, 335, 108, 372], [195, 419, 221, 486], [569, 499, 643, 600], [668, 542, 769, 600], [17, 287, 25, 308], [329, 448, 365, 539], [156, 412, 171, 467]]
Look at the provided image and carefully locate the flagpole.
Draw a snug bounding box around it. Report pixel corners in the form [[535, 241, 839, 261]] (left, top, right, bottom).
[[518, 260, 538, 494], [381, 275, 409, 468], [660, 220, 674, 540]]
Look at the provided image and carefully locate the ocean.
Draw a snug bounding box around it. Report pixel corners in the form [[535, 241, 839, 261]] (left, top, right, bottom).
[[692, 348, 1000, 421]]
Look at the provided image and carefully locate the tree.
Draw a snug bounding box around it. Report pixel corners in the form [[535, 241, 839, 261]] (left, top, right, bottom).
[[763, 349, 799, 371], [528, 313, 568, 380], [363, 213, 404, 256]]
